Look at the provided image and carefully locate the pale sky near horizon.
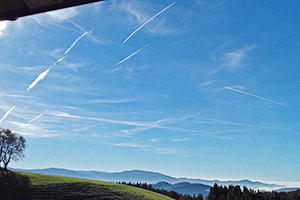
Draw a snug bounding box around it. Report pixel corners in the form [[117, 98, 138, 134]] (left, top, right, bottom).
[[1, 0, 300, 183]]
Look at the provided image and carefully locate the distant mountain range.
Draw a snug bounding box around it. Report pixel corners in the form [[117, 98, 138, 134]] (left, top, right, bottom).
[[276, 188, 300, 193], [153, 181, 211, 197], [12, 167, 283, 196]]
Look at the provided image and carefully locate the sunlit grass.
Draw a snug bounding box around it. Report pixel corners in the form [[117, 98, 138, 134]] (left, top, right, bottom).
[[17, 172, 174, 200]]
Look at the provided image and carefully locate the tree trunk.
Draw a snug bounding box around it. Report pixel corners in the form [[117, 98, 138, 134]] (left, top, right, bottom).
[[3, 159, 9, 170]]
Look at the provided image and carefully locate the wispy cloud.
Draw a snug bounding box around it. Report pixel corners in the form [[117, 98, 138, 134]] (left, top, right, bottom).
[[26, 111, 46, 125], [152, 146, 183, 154], [123, 2, 176, 43], [211, 45, 255, 74], [198, 80, 215, 88], [8, 121, 59, 138], [224, 86, 285, 106], [225, 46, 254, 66], [0, 105, 16, 123], [27, 68, 51, 91], [59, 60, 90, 72]]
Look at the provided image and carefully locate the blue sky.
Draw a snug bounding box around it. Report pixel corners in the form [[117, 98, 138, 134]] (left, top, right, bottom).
[[1, 0, 300, 183]]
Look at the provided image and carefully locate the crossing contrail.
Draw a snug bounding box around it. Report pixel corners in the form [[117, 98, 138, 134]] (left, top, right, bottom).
[[123, 2, 175, 44], [110, 44, 149, 73], [26, 111, 46, 125], [0, 105, 16, 123], [224, 86, 285, 106], [30, 16, 82, 33], [27, 68, 51, 91], [116, 44, 149, 66]]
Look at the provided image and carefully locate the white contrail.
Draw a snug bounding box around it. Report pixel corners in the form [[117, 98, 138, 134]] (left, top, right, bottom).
[[27, 68, 51, 91], [123, 2, 176, 44], [0, 105, 16, 123], [54, 56, 65, 64], [224, 86, 285, 106], [116, 44, 149, 66], [27, 30, 90, 91], [64, 31, 89, 55], [26, 111, 46, 125]]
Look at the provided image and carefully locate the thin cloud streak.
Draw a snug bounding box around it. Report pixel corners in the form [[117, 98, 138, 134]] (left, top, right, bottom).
[[88, 98, 140, 104], [101, 141, 181, 155], [120, 112, 204, 136], [224, 86, 285, 106], [0, 105, 16, 123], [53, 111, 154, 127], [27, 68, 51, 91], [0, 93, 33, 98], [53, 111, 203, 134], [204, 118, 289, 130], [123, 2, 175, 43], [26, 111, 46, 125], [116, 44, 149, 66]]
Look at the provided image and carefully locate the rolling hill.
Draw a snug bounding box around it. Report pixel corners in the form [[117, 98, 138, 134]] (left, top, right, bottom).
[[16, 171, 175, 200]]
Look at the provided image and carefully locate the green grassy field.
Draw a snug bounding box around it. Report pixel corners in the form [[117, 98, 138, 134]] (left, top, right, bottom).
[[17, 172, 174, 200]]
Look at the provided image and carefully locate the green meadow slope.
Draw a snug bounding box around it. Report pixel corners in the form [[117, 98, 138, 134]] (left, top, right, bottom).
[[18, 172, 174, 200]]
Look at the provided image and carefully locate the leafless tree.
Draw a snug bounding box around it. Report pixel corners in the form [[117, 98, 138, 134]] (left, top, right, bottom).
[[0, 128, 26, 170]]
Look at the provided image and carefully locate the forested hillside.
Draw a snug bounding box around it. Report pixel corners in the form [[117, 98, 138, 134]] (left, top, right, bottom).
[[207, 184, 300, 200]]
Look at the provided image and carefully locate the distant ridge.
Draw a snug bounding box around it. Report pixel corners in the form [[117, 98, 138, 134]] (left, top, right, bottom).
[[11, 168, 281, 190], [153, 181, 211, 197], [276, 188, 300, 193]]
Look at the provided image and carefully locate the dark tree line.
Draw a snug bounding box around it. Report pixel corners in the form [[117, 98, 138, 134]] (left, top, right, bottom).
[[0, 128, 26, 170], [118, 181, 204, 200], [119, 182, 300, 200], [207, 183, 300, 200]]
